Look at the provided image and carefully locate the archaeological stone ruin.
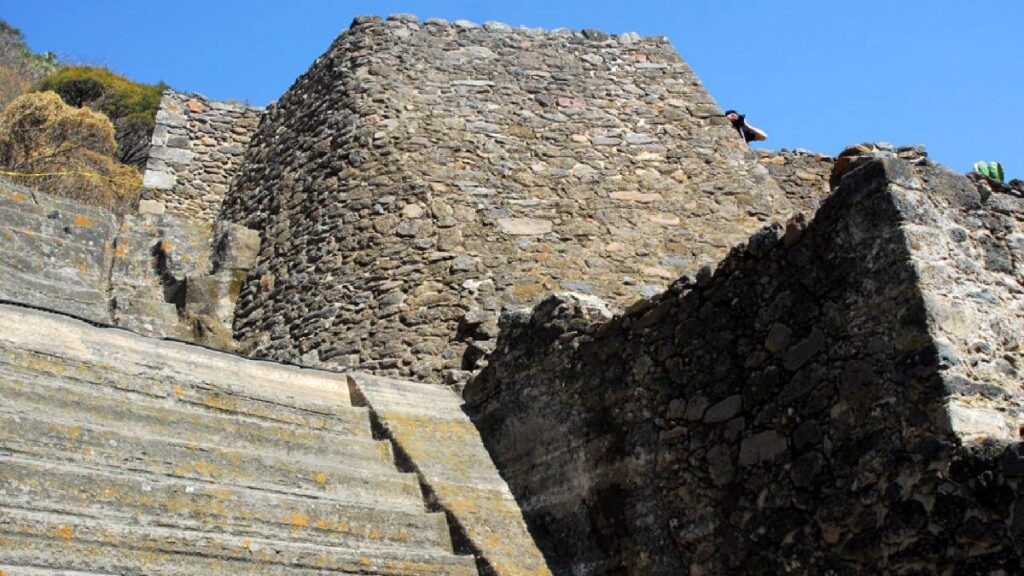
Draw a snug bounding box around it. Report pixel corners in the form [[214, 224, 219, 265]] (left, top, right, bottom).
[[1, 12, 1023, 576]]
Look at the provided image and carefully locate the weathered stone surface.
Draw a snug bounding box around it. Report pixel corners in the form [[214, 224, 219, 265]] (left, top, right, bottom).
[[348, 373, 552, 576], [609, 191, 664, 203], [0, 178, 118, 324], [703, 394, 742, 423], [213, 221, 260, 271], [758, 148, 833, 217], [0, 178, 258, 349], [220, 18, 790, 381], [137, 199, 166, 215], [0, 304, 479, 575], [142, 169, 175, 189], [496, 217, 553, 236], [141, 90, 263, 222], [465, 154, 1024, 574], [6, 11, 1021, 576], [738, 430, 787, 466]]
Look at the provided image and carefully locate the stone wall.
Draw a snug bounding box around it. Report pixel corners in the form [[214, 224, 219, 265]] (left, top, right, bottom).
[[756, 149, 833, 217], [142, 90, 263, 221], [464, 153, 1024, 574], [0, 178, 259, 349], [914, 165, 1024, 441], [221, 14, 791, 383]]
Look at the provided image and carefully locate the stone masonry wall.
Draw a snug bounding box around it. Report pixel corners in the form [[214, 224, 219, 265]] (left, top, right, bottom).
[[464, 154, 1024, 575], [914, 165, 1024, 442], [221, 14, 791, 383], [142, 90, 263, 221], [756, 149, 833, 217]]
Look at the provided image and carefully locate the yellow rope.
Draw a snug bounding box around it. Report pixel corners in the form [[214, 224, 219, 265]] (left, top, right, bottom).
[[0, 169, 127, 183]]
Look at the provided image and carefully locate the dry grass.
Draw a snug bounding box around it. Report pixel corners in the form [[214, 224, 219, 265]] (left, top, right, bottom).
[[0, 91, 140, 212]]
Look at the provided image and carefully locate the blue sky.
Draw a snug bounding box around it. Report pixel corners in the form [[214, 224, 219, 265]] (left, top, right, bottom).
[[2, 1, 1020, 176]]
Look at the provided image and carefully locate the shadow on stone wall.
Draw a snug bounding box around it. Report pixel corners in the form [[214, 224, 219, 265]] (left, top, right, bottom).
[[465, 153, 1024, 575]]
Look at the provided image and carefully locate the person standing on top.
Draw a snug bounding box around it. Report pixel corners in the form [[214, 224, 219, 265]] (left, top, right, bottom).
[[725, 110, 767, 144]]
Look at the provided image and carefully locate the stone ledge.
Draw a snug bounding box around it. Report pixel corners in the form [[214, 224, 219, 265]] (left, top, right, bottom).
[[351, 13, 656, 45]]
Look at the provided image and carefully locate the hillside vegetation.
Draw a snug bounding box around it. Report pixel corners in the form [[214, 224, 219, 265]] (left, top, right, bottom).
[[0, 20, 57, 108], [0, 91, 141, 212], [0, 19, 166, 211], [39, 66, 166, 167]]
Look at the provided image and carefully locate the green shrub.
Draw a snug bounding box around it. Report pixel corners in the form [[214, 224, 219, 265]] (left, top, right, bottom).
[[38, 66, 167, 168]]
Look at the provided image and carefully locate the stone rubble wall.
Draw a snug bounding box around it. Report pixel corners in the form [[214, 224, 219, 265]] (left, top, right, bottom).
[[756, 149, 833, 217], [463, 153, 1024, 575], [0, 178, 260, 349], [142, 90, 263, 222], [221, 14, 791, 384], [912, 167, 1024, 441]]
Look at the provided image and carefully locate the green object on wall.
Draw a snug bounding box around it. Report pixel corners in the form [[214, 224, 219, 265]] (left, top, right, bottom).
[[973, 161, 1005, 182]]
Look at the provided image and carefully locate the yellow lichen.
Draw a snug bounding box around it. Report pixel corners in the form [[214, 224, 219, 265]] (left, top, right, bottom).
[[288, 510, 310, 528]]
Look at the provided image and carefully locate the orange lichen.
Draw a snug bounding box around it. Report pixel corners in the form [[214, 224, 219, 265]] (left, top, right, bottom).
[[193, 462, 217, 476], [72, 214, 93, 228], [288, 510, 310, 528]]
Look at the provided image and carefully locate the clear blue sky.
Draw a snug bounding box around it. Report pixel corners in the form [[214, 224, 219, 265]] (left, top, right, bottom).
[[2, 1, 1020, 176]]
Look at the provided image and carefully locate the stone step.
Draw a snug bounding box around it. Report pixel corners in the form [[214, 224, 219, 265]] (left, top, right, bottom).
[[0, 266, 110, 325], [0, 368, 393, 469], [0, 306, 368, 437], [0, 411, 427, 512], [0, 351, 372, 438], [0, 509, 479, 576], [350, 373, 554, 576], [0, 454, 454, 553]]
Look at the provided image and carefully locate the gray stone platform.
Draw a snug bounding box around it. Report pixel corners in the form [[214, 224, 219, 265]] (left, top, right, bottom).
[[0, 304, 478, 575]]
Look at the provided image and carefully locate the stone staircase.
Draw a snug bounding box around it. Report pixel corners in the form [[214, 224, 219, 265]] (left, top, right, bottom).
[[0, 304, 478, 575]]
